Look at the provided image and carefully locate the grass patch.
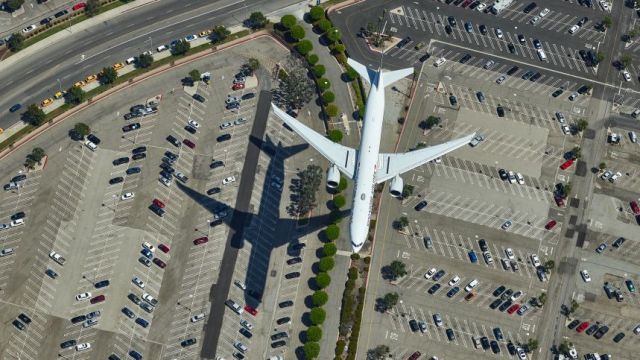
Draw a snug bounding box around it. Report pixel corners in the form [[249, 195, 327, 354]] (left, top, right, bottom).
[[0, 125, 35, 153]]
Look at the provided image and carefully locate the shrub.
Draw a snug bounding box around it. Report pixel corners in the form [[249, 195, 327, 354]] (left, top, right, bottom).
[[307, 53, 320, 65], [290, 24, 306, 41], [334, 43, 346, 53], [315, 272, 331, 290], [99, 67, 118, 85], [324, 104, 338, 117], [330, 210, 343, 224], [328, 129, 343, 143], [348, 267, 358, 280], [351, 253, 360, 260], [335, 339, 346, 356], [326, 27, 343, 43], [345, 66, 359, 82], [280, 14, 297, 29], [333, 194, 346, 208], [322, 91, 335, 104], [189, 69, 201, 82], [312, 64, 326, 78], [338, 176, 348, 192], [325, 224, 340, 240], [138, 53, 154, 68], [303, 341, 321, 359], [309, 6, 325, 21], [319, 256, 335, 272], [248, 11, 268, 29], [317, 77, 331, 90], [172, 39, 190, 55], [323, 242, 337, 256], [296, 40, 314, 55], [309, 307, 326, 325], [317, 18, 332, 32], [364, 256, 371, 265], [312, 290, 329, 306], [306, 326, 323, 342]]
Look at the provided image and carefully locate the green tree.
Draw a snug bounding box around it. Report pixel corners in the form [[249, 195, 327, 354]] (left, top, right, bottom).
[[315, 272, 331, 290], [538, 292, 547, 306], [309, 307, 326, 325], [599, 162, 607, 170], [381, 292, 399, 311], [319, 257, 335, 272], [307, 53, 319, 65], [322, 91, 335, 104], [280, 14, 297, 29], [189, 69, 201, 83], [23, 104, 46, 126], [328, 129, 343, 143], [576, 118, 588, 132], [544, 260, 555, 272], [312, 64, 326, 78], [138, 53, 154, 68], [99, 66, 118, 85], [317, 18, 332, 33], [569, 300, 579, 314], [7, 33, 24, 52], [528, 338, 539, 351], [338, 176, 348, 192], [323, 242, 337, 256], [368, 345, 391, 360], [27, 147, 46, 167], [245, 58, 260, 72], [333, 194, 346, 208], [602, 16, 612, 29], [296, 39, 313, 55], [6, 0, 24, 11], [65, 86, 86, 105], [85, 0, 101, 17], [303, 341, 321, 359], [248, 11, 267, 29], [324, 104, 338, 117], [387, 260, 407, 280], [290, 24, 305, 41], [559, 340, 572, 355], [326, 27, 343, 43], [402, 184, 414, 199], [420, 115, 441, 129], [596, 51, 605, 63], [211, 25, 230, 43], [621, 54, 633, 68], [325, 224, 340, 241], [309, 6, 325, 21], [73, 123, 91, 138], [317, 77, 331, 90], [172, 39, 190, 55], [306, 326, 323, 342], [396, 216, 409, 229], [571, 146, 581, 159], [345, 66, 358, 82], [312, 290, 329, 306]]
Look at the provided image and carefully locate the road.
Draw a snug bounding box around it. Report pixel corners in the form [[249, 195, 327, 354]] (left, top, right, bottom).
[[0, 0, 299, 130]]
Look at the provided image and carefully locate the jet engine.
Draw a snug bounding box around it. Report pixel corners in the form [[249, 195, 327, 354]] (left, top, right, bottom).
[[389, 175, 403, 198], [326, 164, 340, 189]]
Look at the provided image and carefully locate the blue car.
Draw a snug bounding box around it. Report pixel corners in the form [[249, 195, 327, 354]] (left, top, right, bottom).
[[135, 317, 149, 328], [45, 269, 58, 279], [141, 248, 153, 259], [126, 167, 141, 175], [468, 250, 478, 263], [9, 104, 21, 113]]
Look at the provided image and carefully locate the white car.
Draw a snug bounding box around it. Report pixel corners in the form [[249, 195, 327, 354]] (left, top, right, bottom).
[[225, 96, 240, 104], [424, 268, 437, 279], [222, 176, 236, 185], [507, 171, 517, 184], [599, 0, 610, 11], [496, 75, 506, 84], [568, 25, 580, 34], [448, 275, 461, 286], [516, 172, 525, 185], [234, 280, 247, 290], [601, 170, 612, 180], [610, 171, 622, 182], [539, 8, 550, 17], [561, 124, 571, 135], [132, 277, 145, 289], [555, 111, 566, 123], [517, 347, 527, 360], [121, 192, 135, 200], [240, 319, 254, 330], [505, 248, 515, 260], [531, 254, 541, 267], [434, 57, 446, 67], [501, 220, 512, 230], [580, 270, 591, 282], [184, 34, 198, 42], [22, 24, 37, 33], [142, 293, 158, 306], [476, 3, 487, 11], [188, 119, 200, 128], [159, 176, 171, 187], [623, 70, 632, 82], [220, 122, 234, 130], [191, 313, 206, 322], [530, 16, 540, 25], [75, 343, 91, 351], [495, 28, 503, 39], [76, 292, 92, 301], [142, 242, 155, 252]]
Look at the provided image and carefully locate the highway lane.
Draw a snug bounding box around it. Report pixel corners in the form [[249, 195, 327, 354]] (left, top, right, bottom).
[[0, 0, 298, 129]]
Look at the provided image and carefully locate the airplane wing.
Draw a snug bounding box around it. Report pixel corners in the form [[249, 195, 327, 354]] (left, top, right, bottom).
[[375, 133, 476, 183], [270, 104, 357, 179]]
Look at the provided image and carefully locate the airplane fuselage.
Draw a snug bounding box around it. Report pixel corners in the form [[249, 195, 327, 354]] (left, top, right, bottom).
[[349, 77, 385, 253]]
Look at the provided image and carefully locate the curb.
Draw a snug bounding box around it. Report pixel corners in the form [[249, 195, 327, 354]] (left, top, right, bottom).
[[0, 31, 282, 161]]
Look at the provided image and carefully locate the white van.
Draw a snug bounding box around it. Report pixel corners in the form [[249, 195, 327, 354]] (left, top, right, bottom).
[[434, 57, 446, 67], [464, 279, 479, 292], [125, 57, 136, 65], [630, 131, 637, 143], [84, 140, 97, 151], [537, 49, 548, 61]]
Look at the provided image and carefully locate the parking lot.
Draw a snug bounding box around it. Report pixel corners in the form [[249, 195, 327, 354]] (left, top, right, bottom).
[[0, 37, 302, 360]]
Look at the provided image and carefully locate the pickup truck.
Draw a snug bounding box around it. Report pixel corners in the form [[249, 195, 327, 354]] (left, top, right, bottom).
[[49, 251, 66, 265]]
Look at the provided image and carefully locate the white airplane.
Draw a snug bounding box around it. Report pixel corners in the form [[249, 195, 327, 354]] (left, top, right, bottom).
[[271, 58, 476, 253]]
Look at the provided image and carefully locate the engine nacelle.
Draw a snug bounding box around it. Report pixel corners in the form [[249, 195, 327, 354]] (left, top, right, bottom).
[[389, 175, 403, 198], [326, 164, 340, 189]]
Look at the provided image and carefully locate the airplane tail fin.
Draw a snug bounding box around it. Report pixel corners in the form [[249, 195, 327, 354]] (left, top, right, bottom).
[[347, 58, 413, 88]]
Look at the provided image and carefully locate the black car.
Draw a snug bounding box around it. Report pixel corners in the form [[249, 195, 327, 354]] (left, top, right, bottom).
[[132, 146, 146, 154], [507, 342, 517, 355], [432, 270, 446, 281], [94, 279, 110, 288], [129, 350, 143, 360], [45, 268, 58, 279], [469, 0, 480, 9], [290, 243, 306, 250], [593, 325, 609, 339], [210, 160, 224, 169], [122, 123, 141, 132], [498, 169, 508, 180], [523, 2, 537, 13], [241, 93, 255, 100], [18, 313, 32, 324], [448, 16, 457, 27], [132, 153, 146, 161], [149, 203, 165, 217], [130, 104, 146, 113], [165, 151, 178, 161], [506, 66, 519, 76], [529, 72, 542, 82], [166, 135, 181, 147], [419, 53, 431, 62], [271, 332, 288, 340], [489, 298, 503, 309], [179, 337, 197, 347], [613, 332, 625, 343], [239, 327, 253, 338], [414, 200, 427, 211], [409, 319, 419, 332], [286, 257, 302, 265], [493, 327, 503, 341], [490, 340, 501, 353], [11, 174, 26, 183], [552, 89, 564, 97], [497, 106, 505, 117], [276, 317, 291, 325], [481, 336, 490, 349], [71, 315, 87, 324], [397, 36, 412, 48], [445, 25, 453, 34], [109, 177, 124, 185], [206, 187, 221, 196], [128, 293, 141, 305], [113, 157, 130, 166], [217, 134, 232, 142], [459, 54, 472, 64], [613, 237, 626, 248], [185, 125, 197, 134], [126, 167, 141, 175], [428, 283, 441, 294], [577, 85, 591, 94], [532, 39, 541, 49], [11, 211, 25, 221], [479, 239, 488, 252], [446, 328, 455, 341], [135, 317, 149, 328], [521, 70, 535, 80], [226, 102, 240, 110], [567, 319, 580, 329], [60, 340, 77, 349], [507, 43, 516, 53], [271, 340, 286, 348], [449, 95, 457, 106], [193, 94, 206, 102], [578, 50, 588, 62], [40, 17, 52, 25], [585, 324, 599, 335], [54, 9, 68, 18], [498, 299, 513, 311], [279, 300, 293, 308], [492, 285, 506, 297], [446, 287, 460, 298], [160, 170, 173, 179], [479, 24, 488, 35], [578, 16, 589, 26], [518, 34, 526, 44], [501, 289, 513, 301], [476, 91, 485, 102], [12, 320, 25, 330], [285, 272, 300, 279]]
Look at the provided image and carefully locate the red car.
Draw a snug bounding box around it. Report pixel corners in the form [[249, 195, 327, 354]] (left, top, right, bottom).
[[631, 201, 640, 215], [72, 2, 86, 11], [152, 199, 165, 209], [559, 159, 574, 170], [232, 83, 245, 90], [152, 258, 166, 268], [193, 237, 208, 245], [576, 321, 590, 333], [545, 220, 557, 230], [90, 294, 105, 304], [158, 243, 170, 253], [183, 139, 195, 149], [244, 305, 258, 316], [507, 304, 521, 314]]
